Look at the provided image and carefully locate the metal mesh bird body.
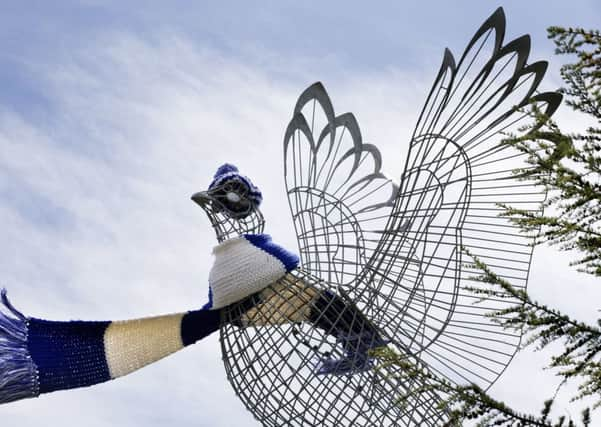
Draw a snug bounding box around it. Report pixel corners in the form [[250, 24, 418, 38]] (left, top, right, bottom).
[[0, 7, 562, 427], [218, 7, 562, 427], [222, 269, 449, 426]]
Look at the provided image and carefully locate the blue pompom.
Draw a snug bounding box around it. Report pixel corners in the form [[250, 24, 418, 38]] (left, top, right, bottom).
[[214, 163, 238, 178]]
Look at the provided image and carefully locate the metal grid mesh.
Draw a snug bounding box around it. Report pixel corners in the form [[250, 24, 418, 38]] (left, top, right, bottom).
[[221, 271, 449, 426], [218, 7, 562, 427]]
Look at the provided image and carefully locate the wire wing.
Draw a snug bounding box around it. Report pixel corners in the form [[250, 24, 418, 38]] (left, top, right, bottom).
[[284, 82, 398, 289], [357, 7, 562, 389]]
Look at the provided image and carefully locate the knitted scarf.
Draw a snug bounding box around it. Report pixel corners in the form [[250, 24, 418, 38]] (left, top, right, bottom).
[[0, 234, 299, 404]]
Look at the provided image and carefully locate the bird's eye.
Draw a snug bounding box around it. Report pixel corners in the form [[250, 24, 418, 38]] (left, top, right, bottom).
[[207, 177, 255, 219], [224, 180, 248, 196], [226, 192, 241, 203]]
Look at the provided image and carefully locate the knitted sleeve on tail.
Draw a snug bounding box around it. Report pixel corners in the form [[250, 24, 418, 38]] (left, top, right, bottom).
[[0, 289, 220, 404]]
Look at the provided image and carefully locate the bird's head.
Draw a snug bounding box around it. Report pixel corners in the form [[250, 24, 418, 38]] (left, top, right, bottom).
[[192, 163, 265, 242]]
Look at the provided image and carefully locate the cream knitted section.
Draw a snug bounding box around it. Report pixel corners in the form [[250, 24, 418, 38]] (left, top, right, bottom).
[[241, 274, 318, 326], [209, 237, 288, 309], [104, 313, 185, 379]]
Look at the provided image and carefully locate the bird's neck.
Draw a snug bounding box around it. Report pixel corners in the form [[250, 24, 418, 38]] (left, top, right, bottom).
[[211, 210, 265, 243]]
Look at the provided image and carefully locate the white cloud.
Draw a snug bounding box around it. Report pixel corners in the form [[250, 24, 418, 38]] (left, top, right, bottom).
[[1, 24, 599, 426]]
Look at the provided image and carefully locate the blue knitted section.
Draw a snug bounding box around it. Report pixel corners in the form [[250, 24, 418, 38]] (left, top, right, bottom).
[[27, 318, 110, 394], [244, 234, 299, 272], [201, 286, 214, 310], [180, 309, 221, 346], [213, 163, 238, 177], [310, 290, 388, 376]]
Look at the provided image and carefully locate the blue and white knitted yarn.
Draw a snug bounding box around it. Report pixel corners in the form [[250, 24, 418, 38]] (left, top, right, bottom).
[[0, 234, 299, 404], [209, 164, 263, 208], [207, 234, 299, 309], [0, 288, 221, 404]]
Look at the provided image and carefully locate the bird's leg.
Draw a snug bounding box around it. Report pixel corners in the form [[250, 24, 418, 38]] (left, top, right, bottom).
[[0, 289, 221, 404]]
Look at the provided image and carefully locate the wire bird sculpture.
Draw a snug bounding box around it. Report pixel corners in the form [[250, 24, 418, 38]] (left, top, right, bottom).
[[0, 7, 561, 427], [219, 8, 561, 427]]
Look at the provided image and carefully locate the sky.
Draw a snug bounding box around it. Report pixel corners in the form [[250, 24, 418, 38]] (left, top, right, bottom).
[[1, 1, 601, 426]]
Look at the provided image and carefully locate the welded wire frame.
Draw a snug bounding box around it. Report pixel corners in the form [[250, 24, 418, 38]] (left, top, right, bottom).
[[193, 183, 266, 242], [205, 206, 265, 242], [359, 8, 560, 388], [221, 270, 449, 427], [219, 7, 562, 427]]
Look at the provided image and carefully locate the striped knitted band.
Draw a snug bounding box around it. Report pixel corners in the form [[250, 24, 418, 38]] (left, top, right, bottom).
[[0, 289, 221, 403], [206, 234, 299, 310], [0, 235, 298, 403]]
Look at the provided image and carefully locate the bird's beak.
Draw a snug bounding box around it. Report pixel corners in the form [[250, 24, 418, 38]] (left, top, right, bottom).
[[191, 191, 213, 209]]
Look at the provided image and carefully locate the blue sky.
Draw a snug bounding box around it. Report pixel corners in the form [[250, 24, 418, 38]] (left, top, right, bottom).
[[1, 1, 600, 115], [1, 1, 601, 426]]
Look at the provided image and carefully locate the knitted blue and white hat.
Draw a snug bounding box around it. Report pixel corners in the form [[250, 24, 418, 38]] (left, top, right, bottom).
[[209, 164, 263, 208]]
